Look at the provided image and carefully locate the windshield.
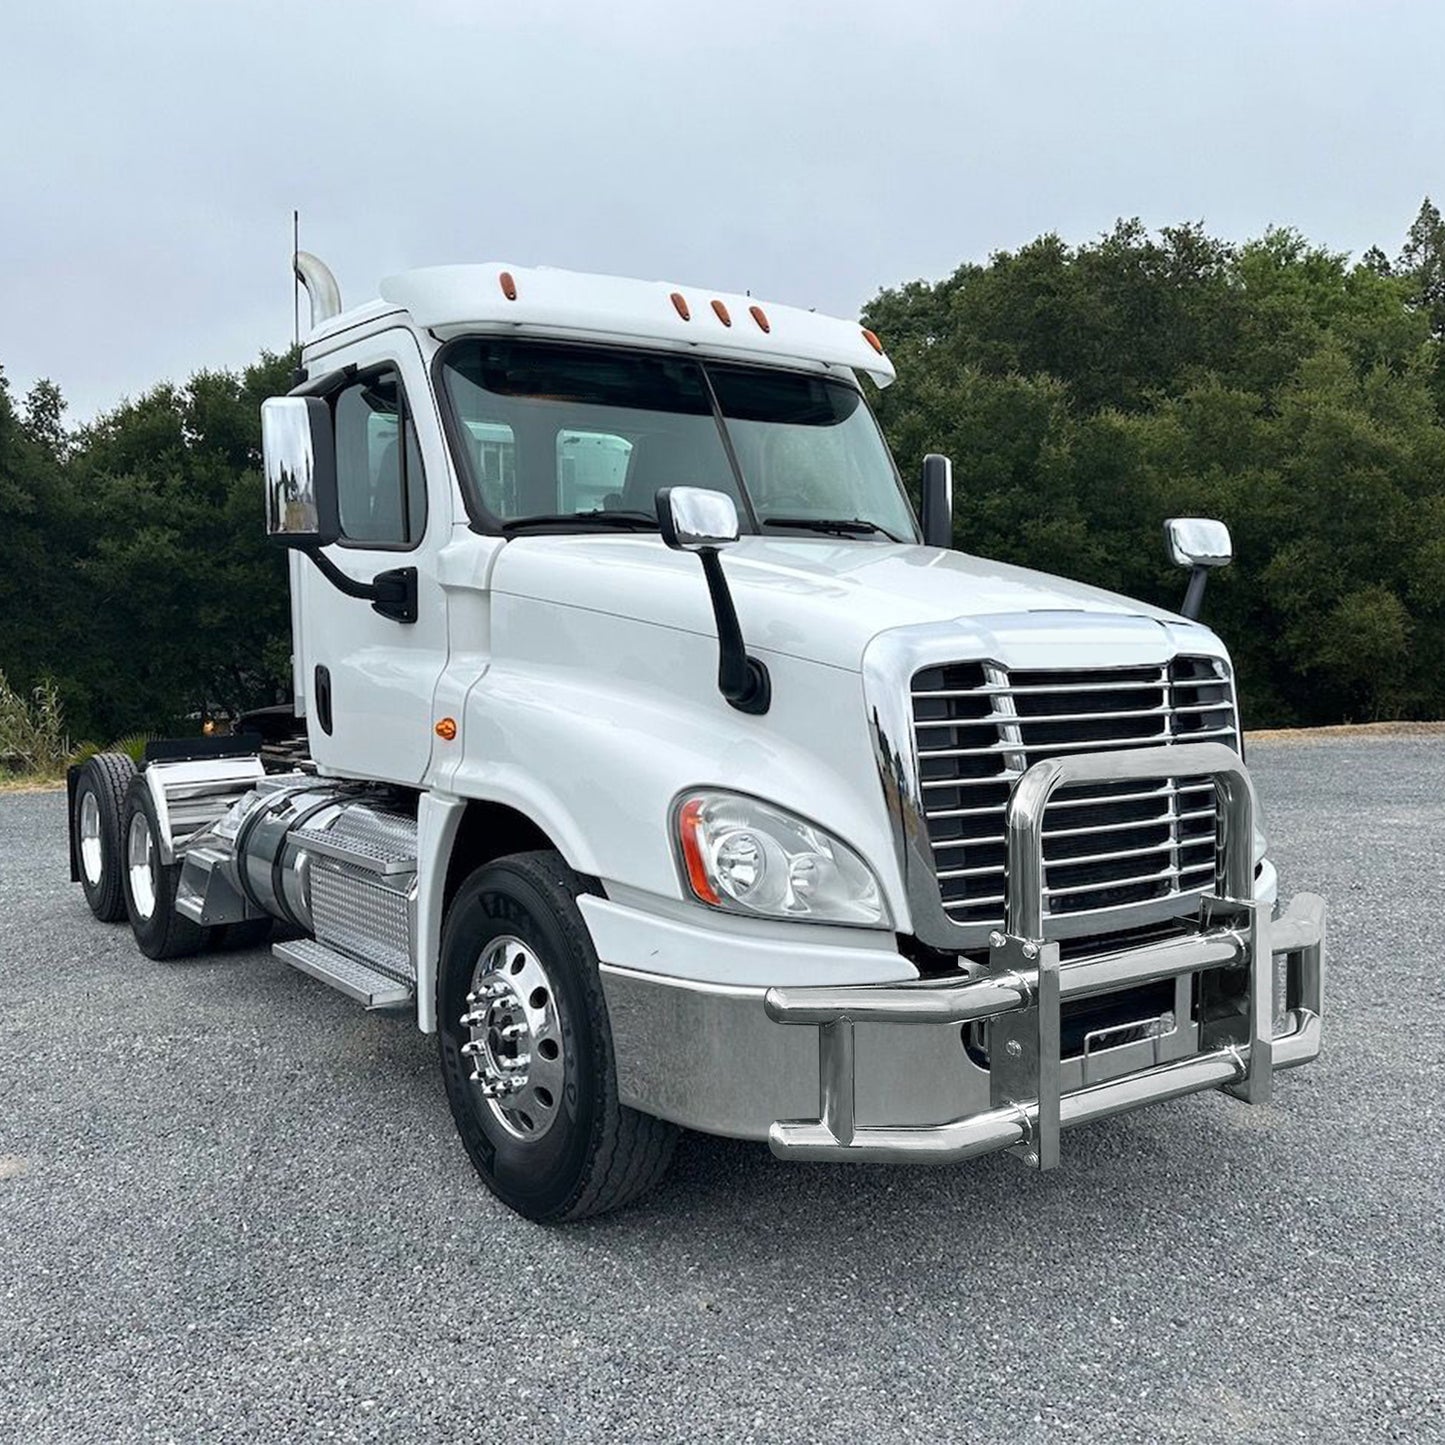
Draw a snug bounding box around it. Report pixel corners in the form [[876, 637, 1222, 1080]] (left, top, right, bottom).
[[438, 339, 918, 541]]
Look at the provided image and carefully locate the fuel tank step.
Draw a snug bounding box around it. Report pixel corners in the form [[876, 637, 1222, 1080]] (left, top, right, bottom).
[[272, 938, 413, 1009], [289, 826, 416, 875]]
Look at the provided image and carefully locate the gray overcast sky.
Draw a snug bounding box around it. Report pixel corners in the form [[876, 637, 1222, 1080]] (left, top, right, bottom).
[[2, 0, 1442, 421]]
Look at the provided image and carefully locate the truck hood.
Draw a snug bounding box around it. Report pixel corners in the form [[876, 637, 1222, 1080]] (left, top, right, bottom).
[[491, 535, 1202, 673]]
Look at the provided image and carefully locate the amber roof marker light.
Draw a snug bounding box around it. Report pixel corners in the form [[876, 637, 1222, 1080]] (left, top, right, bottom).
[[749, 305, 770, 333], [499, 271, 518, 301], [670, 291, 691, 320], [710, 299, 732, 327], [862, 328, 884, 354]]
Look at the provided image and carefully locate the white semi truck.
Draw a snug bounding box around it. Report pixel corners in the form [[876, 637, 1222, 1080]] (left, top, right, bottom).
[[67, 256, 1326, 1221]]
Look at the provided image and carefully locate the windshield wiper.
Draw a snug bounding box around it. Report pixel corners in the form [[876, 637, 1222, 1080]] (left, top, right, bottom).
[[502, 510, 659, 535], [761, 516, 905, 543]]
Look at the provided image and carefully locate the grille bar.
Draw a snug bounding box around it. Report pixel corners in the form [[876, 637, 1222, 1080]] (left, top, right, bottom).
[[919, 724, 1236, 761], [911, 656, 1240, 929]]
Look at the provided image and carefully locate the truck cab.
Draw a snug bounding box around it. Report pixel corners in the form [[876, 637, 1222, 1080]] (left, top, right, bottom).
[[67, 257, 1326, 1221]]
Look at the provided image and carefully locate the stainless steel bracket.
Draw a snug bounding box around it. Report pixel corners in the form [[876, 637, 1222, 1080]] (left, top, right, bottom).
[[987, 932, 1062, 1169]]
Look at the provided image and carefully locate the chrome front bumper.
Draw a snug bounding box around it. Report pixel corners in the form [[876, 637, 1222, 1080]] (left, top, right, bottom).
[[597, 743, 1326, 1165], [765, 742, 1325, 1168], [764, 890, 1323, 1164]]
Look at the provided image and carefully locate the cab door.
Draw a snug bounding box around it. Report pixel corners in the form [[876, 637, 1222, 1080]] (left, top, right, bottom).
[[294, 332, 450, 785]]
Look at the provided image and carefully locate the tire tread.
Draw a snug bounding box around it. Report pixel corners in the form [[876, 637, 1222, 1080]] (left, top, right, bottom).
[[75, 752, 138, 922]]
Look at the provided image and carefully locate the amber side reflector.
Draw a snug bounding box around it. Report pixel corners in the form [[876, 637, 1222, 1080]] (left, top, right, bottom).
[[435, 717, 458, 741], [677, 798, 720, 905], [671, 291, 691, 320], [862, 328, 884, 354], [499, 271, 517, 301], [711, 299, 732, 327], [749, 305, 770, 333]]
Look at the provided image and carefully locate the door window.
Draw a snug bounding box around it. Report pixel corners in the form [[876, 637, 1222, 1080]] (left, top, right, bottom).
[[333, 371, 426, 546]]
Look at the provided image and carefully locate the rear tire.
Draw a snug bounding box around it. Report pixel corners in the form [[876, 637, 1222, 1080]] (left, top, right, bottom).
[[73, 753, 137, 922], [438, 850, 678, 1222], [121, 780, 210, 960]]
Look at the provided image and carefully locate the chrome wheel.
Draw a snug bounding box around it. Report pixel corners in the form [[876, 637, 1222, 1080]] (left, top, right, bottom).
[[79, 791, 103, 886], [461, 934, 565, 1140], [126, 811, 157, 921]]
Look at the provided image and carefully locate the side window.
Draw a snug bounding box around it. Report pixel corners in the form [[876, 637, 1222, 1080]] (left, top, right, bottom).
[[333, 370, 426, 546], [557, 430, 633, 513]]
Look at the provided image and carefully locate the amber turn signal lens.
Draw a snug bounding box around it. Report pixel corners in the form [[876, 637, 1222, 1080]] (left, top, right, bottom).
[[677, 798, 720, 905], [435, 717, 458, 741]]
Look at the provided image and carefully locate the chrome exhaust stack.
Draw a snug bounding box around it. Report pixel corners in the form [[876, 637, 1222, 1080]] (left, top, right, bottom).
[[294, 251, 341, 328]]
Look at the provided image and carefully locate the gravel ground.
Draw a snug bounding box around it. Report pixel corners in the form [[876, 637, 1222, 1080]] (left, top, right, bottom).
[[1, 738, 1442, 1444]]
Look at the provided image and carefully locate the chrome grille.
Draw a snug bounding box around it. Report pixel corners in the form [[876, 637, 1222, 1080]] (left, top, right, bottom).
[[910, 656, 1239, 929]]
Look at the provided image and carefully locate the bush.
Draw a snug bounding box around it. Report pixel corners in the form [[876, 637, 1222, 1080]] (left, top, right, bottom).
[[0, 671, 69, 778]]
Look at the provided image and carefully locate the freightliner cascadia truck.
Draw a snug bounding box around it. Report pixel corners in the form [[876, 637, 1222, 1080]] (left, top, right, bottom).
[[66, 256, 1326, 1221]]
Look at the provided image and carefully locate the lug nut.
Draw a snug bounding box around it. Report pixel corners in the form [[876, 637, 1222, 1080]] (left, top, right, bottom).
[[500, 1022, 526, 1042]]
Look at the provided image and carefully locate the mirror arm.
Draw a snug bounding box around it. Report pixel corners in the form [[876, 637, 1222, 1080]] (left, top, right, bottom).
[[1181, 565, 1209, 621], [302, 546, 418, 625], [698, 548, 770, 715]]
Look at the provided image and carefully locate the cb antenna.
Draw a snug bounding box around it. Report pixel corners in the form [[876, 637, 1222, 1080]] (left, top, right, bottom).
[[292, 210, 301, 350]]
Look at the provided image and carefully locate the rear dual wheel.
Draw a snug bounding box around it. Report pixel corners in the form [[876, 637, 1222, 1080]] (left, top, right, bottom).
[[120, 781, 210, 960], [73, 753, 137, 922]]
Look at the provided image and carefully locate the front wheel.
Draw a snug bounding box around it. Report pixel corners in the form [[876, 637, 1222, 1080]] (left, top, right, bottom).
[[438, 851, 677, 1222]]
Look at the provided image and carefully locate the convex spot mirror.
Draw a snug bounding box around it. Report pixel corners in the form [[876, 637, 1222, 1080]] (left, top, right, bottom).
[[262, 396, 339, 546], [655, 486, 740, 552], [1165, 517, 1233, 570]]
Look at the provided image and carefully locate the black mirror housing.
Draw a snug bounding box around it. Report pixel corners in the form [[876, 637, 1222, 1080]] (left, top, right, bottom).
[[920, 454, 953, 549]]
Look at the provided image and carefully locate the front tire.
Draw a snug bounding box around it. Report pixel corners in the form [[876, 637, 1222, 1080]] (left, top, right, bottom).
[[121, 780, 210, 960], [73, 753, 137, 922], [438, 851, 677, 1222]]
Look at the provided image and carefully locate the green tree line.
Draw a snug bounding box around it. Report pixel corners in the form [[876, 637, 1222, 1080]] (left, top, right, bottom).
[[1, 203, 1443, 746], [865, 201, 1445, 725]]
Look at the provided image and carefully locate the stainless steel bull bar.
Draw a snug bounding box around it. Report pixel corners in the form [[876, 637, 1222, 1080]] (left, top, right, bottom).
[[766, 743, 1326, 1167]]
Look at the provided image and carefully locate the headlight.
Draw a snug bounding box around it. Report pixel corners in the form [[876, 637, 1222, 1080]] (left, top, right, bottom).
[[674, 791, 890, 927]]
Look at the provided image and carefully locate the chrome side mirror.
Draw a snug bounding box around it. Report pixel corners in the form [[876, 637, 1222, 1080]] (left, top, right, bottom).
[[1165, 517, 1233, 619], [655, 487, 768, 715], [656, 486, 740, 551], [262, 396, 339, 546]]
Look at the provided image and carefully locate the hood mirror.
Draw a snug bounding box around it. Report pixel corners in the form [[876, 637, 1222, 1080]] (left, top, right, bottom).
[[656, 488, 769, 715], [657, 486, 741, 551], [1165, 517, 1233, 619]]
